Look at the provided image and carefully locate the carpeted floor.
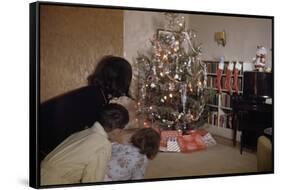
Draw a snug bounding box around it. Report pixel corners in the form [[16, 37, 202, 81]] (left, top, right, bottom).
[[144, 136, 257, 179]]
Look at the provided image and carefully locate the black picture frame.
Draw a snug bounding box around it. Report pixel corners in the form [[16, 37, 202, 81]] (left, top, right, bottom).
[[30, 1, 274, 189]]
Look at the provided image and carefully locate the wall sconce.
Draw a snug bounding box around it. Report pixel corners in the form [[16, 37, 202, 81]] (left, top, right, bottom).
[[215, 31, 226, 47]]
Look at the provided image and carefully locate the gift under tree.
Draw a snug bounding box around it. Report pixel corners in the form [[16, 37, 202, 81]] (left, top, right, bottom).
[[135, 13, 209, 132]]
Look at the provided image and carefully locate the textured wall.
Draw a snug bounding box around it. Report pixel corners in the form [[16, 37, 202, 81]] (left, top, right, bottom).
[[40, 5, 123, 102]]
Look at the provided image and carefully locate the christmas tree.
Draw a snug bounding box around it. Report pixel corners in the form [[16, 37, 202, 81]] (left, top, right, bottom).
[[135, 13, 208, 132]]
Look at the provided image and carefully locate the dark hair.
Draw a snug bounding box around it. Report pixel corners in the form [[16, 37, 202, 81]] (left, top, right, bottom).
[[98, 103, 129, 132], [88, 55, 132, 99], [130, 128, 160, 159]]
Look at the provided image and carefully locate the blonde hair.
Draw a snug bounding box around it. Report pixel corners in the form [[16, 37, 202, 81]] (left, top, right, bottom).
[[109, 128, 138, 144]]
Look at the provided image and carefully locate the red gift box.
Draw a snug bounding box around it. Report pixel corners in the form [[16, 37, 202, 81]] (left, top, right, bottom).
[[177, 133, 206, 152]]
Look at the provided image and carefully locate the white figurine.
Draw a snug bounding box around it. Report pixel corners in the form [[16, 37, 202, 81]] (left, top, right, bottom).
[[253, 46, 267, 71]]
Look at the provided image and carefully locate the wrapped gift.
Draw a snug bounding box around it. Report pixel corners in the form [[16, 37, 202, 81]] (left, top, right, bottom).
[[186, 129, 208, 136], [167, 137, 181, 152], [201, 132, 217, 147], [177, 133, 206, 152], [160, 130, 181, 147]]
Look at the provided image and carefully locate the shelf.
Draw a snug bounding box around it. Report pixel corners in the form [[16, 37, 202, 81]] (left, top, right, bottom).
[[207, 104, 218, 108], [207, 73, 243, 77], [205, 87, 243, 94], [207, 104, 232, 111], [207, 73, 217, 76], [203, 60, 244, 64], [220, 106, 232, 111]]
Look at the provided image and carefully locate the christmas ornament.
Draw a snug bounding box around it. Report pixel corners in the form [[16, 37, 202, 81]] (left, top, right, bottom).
[[186, 57, 192, 75], [187, 82, 193, 92], [181, 84, 187, 113], [172, 40, 180, 52], [169, 82, 176, 91], [185, 109, 194, 123], [203, 63, 207, 88], [197, 80, 203, 96], [150, 83, 156, 88]]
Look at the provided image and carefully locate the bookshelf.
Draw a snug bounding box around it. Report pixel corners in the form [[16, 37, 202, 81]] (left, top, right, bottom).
[[204, 60, 244, 142]]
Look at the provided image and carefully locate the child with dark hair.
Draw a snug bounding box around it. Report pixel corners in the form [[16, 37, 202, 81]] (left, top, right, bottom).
[[104, 128, 160, 181], [41, 103, 129, 185]]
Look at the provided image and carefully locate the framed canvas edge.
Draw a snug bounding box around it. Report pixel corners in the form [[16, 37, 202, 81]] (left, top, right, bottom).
[[36, 0, 274, 19], [29, 1, 40, 189], [29, 1, 275, 189]]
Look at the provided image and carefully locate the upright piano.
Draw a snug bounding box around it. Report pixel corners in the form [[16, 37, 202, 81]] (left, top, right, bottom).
[[232, 71, 273, 154]]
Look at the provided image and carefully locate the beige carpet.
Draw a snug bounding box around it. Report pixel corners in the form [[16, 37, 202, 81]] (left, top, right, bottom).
[[145, 138, 257, 179]]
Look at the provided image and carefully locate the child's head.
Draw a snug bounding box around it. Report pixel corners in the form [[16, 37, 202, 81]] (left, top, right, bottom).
[[98, 103, 129, 133], [130, 128, 160, 160]]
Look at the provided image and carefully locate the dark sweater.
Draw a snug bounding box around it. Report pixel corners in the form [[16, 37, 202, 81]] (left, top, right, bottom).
[[39, 85, 108, 161]]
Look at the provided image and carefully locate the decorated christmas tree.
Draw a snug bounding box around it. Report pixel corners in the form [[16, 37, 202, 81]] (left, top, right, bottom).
[[135, 13, 209, 132]]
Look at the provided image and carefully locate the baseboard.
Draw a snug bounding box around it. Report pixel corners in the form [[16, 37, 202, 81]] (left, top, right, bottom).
[[204, 124, 241, 142]]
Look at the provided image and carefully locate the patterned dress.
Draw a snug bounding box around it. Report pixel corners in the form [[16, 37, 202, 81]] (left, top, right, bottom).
[[104, 143, 148, 181]]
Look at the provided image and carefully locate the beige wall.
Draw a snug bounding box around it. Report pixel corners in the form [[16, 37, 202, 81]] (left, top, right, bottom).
[[189, 14, 272, 66], [123, 12, 272, 68], [40, 5, 123, 102]]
